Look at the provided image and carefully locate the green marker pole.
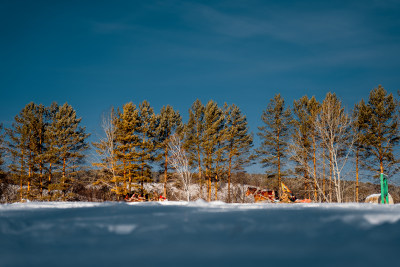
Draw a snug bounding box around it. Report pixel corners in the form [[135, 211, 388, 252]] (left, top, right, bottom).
[[380, 173, 389, 204]]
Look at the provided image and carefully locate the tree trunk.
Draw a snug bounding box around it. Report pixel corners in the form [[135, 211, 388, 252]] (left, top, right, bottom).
[[39, 161, 43, 197], [228, 155, 232, 203], [207, 165, 211, 202], [123, 159, 127, 195], [128, 169, 132, 194], [322, 148, 325, 201], [49, 163, 52, 182], [197, 147, 202, 199], [28, 166, 32, 196], [313, 139, 318, 201], [214, 174, 218, 201], [20, 153, 24, 202], [141, 162, 144, 195], [355, 148, 359, 202], [164, 147, 168, 198], [277, 133, 281, 198], [329, 151, 333, 202], [62, 158, 66, 197]]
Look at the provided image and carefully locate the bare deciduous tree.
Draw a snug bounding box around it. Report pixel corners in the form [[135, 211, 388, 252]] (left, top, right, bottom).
[[92, 108, 120, 194], [315, 93, 354, 203], [169, 134, 194, 201]]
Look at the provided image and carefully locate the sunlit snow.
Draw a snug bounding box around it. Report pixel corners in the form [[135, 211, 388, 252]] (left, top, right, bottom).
[[1, 201, 400, 267]]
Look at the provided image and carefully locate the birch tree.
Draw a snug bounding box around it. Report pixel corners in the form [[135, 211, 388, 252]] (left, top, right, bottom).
[[92, 108, 120, 194], [169, 134, 194, 201], [314, 93, 353, 203]]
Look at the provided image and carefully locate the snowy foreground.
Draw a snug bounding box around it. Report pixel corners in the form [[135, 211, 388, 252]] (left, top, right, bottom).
[[1, 201, 400, 267]]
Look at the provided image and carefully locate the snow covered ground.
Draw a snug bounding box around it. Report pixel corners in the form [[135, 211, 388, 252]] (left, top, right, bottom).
[[1, 201, 400, 267]]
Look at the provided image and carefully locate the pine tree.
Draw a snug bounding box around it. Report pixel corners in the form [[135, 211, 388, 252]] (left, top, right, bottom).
[[156, 105, 182, 197], [257, 94, 291, 197], [352, 99, 369, 202], [183, 99, 205, 197], [44, 102, 61, 194], [307, 97, 321, 201], [114, 103, 141, 196], [137, 100, 158, 194], [291, 96, 312, 199], [202, 100, 225, 202], [7, 103, 43, 200], [31, 104, 47, 196], [48, 103, 90, 198], [360, 85, 399, 176], [225, 104, 253, 202]]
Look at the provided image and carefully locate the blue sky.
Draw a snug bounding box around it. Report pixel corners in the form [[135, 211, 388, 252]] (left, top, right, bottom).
[[1, 0, 400, 173]]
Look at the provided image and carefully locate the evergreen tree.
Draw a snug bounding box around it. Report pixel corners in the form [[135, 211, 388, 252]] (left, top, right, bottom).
[[183, 99, 205, 197], [352, 99, 369, 202], [202, 100, 225, 201], [44, 102, 61, 190], [114, 103, 141, 196], [6, 102, 48, 200], [257, 94, 292, 197], [360, 85, 399, 176], [225, 104, 253, 202], [7, 103, 35, 199], [31, 104, 47, 196], [291, 96, 313, 199], [48, 103, 90, 198], [156, 105, 182, 197], [137, 100, 158, 194], [306, 97, 321, 201]]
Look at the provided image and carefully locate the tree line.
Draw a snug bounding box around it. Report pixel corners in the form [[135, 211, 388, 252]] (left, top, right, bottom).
[[0, 85, 398, 202]]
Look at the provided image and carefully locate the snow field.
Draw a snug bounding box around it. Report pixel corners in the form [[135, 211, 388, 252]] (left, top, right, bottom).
[[1, 201, 400, 267]]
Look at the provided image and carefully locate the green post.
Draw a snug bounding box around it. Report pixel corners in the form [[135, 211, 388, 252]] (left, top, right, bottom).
[[380, 173, 389, 204]]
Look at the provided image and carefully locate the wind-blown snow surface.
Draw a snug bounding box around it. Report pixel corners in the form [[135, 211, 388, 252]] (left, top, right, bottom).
[[1, 201, 400, 267]]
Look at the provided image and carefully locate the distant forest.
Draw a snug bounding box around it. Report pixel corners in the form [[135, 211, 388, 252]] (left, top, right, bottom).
[[0, 85, 399, 203]]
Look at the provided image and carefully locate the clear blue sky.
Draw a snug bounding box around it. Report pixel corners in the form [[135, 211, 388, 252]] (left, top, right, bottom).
[[1, 0, 400, 173]]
